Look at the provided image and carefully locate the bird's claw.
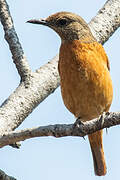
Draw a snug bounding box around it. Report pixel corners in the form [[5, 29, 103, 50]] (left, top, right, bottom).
[[74, 117, 84, 128], [99, 112, 106, 128]]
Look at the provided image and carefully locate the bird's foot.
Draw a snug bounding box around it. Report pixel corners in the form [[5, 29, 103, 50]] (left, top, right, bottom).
[[99, 112, 106, 128], [73, 117, 86, 140], [74, 117, 84, 128], [99, 112, 109, 134], [105, 112, 110, 134]]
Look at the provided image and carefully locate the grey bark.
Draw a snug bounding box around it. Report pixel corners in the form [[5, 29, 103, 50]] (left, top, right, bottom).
[[0, 170, 16, 180], [0, 111, 119, 148], [0, 55, 59, 134], [89, 0, 120, 44]]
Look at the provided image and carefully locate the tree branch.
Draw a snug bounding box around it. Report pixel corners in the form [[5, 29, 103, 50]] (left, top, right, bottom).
[[0, 112, 119, 148], [89, 0, 120, 44], [0, 0, 31, 80], [0, 170, 16, 180], [0, 55, 59, 135]]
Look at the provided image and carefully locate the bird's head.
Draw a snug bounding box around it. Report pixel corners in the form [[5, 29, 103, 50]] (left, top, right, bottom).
[[27, 12, 95, 42]]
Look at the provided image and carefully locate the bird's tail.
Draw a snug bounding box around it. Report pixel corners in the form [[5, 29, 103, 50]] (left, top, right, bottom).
[[88, 130, 106, 176]]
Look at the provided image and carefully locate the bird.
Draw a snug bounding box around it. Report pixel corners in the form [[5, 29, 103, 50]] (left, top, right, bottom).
[[27, 12, 113, 176]]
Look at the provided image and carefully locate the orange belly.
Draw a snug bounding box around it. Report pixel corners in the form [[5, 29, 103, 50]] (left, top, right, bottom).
[[58, 40, 113, 121]]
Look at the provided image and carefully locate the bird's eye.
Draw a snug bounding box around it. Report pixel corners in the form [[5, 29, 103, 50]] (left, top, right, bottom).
[[57, 19, 67, 26]]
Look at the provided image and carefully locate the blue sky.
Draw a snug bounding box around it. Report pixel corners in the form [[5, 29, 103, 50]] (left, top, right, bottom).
[[0, 0, 120, 179]]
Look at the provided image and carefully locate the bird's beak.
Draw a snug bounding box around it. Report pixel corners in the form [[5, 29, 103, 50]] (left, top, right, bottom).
[[27, 19, 48, 26]]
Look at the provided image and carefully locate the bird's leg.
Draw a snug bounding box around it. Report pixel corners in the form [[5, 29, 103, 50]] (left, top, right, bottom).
[[105, 112, 110, 134], [73, 117, 86, 140], [99, 112, 109, 134], [99, 112, 106, 128], [74, 116, 84, 127]]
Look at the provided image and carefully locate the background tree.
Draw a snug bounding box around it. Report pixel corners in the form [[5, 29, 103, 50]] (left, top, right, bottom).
[[0, 0, 120, 179]]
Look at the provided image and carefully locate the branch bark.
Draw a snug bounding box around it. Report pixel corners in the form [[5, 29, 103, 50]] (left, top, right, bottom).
[[0, 170, 16, 180], [0, 0, 31, 80], [0, 0, 120, 136], [0, 55, 59, 135], [89, 0, 120, 44], [0, 112, 119, 148]]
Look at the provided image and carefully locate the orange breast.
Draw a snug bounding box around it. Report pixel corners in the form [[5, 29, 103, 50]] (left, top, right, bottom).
[[58, 40, 113, 121]]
